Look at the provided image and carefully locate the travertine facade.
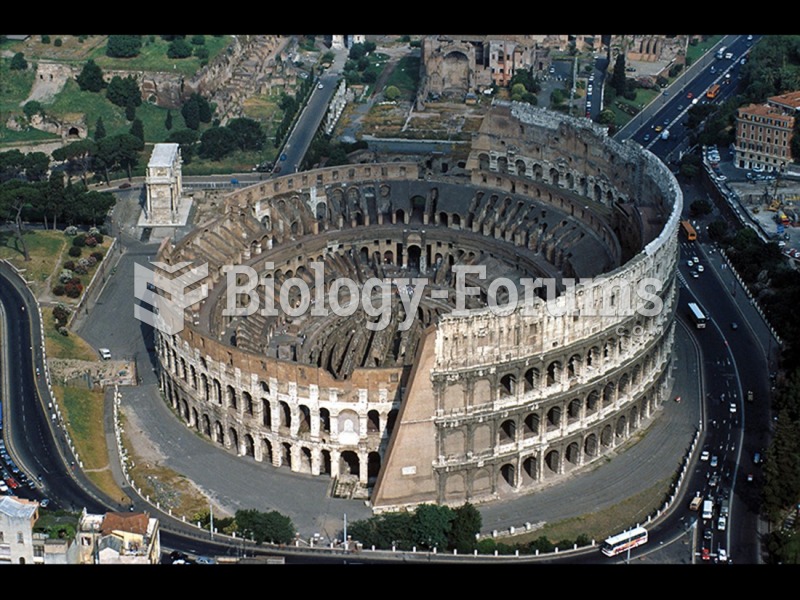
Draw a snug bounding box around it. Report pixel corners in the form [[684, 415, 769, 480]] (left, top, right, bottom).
[[144, 143, 183, 224], [153, 103, 681, 511]]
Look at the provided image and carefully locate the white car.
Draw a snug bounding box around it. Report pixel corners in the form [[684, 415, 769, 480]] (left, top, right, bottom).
[[700, 450, 710, 461], [730, 403, 737, 414], [697, 265, 704, 272], [710, 455, 719, 468], [718, 548, 728, 562], [687, 260, 694, 267], [717, 516, 727, 531]]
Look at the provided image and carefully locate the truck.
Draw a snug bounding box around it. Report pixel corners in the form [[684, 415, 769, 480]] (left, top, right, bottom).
[[702, 499, 714, 520]]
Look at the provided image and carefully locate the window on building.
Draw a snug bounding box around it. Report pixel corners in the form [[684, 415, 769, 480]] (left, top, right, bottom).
[[33, 546, 44, 558], [16, 532, 23, 545]]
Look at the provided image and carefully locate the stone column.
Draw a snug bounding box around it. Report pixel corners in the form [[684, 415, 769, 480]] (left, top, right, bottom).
[[254, 438, 263, 462], [311, 448, 321, 476], [358, 450, 368, 486], [331, 449, 341, 478]]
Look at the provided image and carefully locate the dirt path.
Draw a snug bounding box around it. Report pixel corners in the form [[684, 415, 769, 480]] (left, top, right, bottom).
[[23, 62, 73, 106]]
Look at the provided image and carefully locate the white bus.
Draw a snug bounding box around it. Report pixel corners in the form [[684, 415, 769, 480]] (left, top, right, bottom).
[[600, 526, 649, 557], [688, 302, 707, 329]]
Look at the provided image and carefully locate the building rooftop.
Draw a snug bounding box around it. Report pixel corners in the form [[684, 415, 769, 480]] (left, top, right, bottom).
[[101, 512, 150, 536], [737, 103, 794, 123], [148, 143, 180, 168], [768, 91, 800, 112], [0, 496, 38, 520]]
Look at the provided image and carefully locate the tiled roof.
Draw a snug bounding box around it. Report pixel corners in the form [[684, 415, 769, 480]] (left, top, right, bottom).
[[768, 91, 800, 111], [100, 512, 149, 536], [0, 496, 38, 520]]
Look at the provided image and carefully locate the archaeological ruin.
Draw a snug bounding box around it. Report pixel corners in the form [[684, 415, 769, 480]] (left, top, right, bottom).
[[152, 101, 682, 511]]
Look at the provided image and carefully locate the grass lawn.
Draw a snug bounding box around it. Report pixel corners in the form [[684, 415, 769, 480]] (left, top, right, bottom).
[[687, 35, 724, 65], [495, 477, 672, 547], [0, 229, 66, 287], [53, 383, 127, 503], [43, 308, 98, 361], [0, 56, 36, 115], [384, 55, 420, 100], [89, 35, 233, 78]]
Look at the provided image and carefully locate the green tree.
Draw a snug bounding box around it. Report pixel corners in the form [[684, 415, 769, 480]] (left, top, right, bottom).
[[165, 110, 173, 131], [690, 199, 712, 216], [129, 118, 144, 142], [23, 100, 43, 120], [181, 97, 201, 130], [707, 220, 729, 242], [51, 139, 97, 186], [54, 38, 62, 47], [190, 35, 205, 46], [94, 133, 143, 183], [167, 38, 193, 59], [198, 126, 238, 161], [41, 35, 50, 44], [76, 59, 105, 92], [106, 75, 142, 108], [0, 183, 39, 260], [10, 52, 27, 71], [194, 46, 209, 62], [348, 43, 366, 61], [226, 117, 265, 151], [447, 503, 482, 552], [125, 99, 136, 121], [106, 35, 142, 58], [234, 509, 295, 545], [597, 109, 616, 125], [23, 152, 49, 182], [411, 504, 454, 550], [94, 117, 106, 140], [384, 85, 400, 101], [612, 53, 626, 95]]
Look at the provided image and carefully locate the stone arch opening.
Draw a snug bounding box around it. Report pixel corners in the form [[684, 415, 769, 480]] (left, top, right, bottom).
[[367, 410, 380, 433], [319, 407, 331, 434], [565, 442, 580, 467], [546, 361, 561, 387], [499, 419, 516, 443], [262, 399, 272, 427], [522, 455, 538, 482], [630, 405, 640, 430], [615, 416, 627, 439], [192, 408, 199, 430], [601, 424, 613, 448], [407, 244, 421, 271], [523, 412, 540, 438], [567, 354, 582, 380], [524, 368, 539, 392], [618, 373, 630, 398], [244, 434, 255, 457], [320, 449, 332, 474], [298, 404, 311, 434], [368, 452, 381, 480], [228, 427, 239, 452], [499, 373, 517, 397], [340, 450, 360, 476], [585, 390, 599, 415], [299, 447, 312, 473], [499, 463, 516, 488], [544, 450, 560, 475], [214, 421, 224, 445], [279, 401, 291, 430], [567, 398, 581, 423], [262, 438, 273, 463], [603, 382, 616, 407], [584, 433, 598, 457], [387, 409, 398, 433], [546, 406, 561, 431], [243, 391, 253, 416], [202, 414, 211, 437], [281, 443, 292, 469]]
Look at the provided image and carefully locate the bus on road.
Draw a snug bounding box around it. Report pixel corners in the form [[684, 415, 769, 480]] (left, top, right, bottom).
[[681, 220, 697, 241], [601, 526, 649, 557], [688, 302, 707, 329], [706, 84, 721, 99]]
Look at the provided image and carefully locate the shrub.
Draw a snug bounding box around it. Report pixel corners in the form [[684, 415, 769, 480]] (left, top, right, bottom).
[[64, 225, 79, 236], [73, 234, 86, 247], [58, 269, 74, 284], [53, 285, 65, 296], [86, 256, 97, 267], [53, 304, 71, 324], [54, 38, 62, 47], [41, 35, 51, 44], [84, 236, 97, 247], [68, 246, 82, 258], [93, 233, 104, 244], [63, 260, 75, 271], [65, 281, 83, 298], [74, 264, 88, 275], [58, 327, 69, 337], [88, 226, 101, 237], [90, 251, 103, 262]]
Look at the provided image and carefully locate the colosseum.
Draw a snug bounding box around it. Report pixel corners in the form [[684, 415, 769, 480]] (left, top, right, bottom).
[[152, 101, 682, 512]]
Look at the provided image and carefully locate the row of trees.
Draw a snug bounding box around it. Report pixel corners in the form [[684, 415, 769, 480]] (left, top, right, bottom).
[[192, 508, 296, 545], [106, 35, 212, 62], [51, 134, 145, 184], [348, 503, 482, 552]]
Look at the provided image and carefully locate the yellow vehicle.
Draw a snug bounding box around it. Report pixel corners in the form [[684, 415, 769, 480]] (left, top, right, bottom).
[[689, 495, 703, 511]]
